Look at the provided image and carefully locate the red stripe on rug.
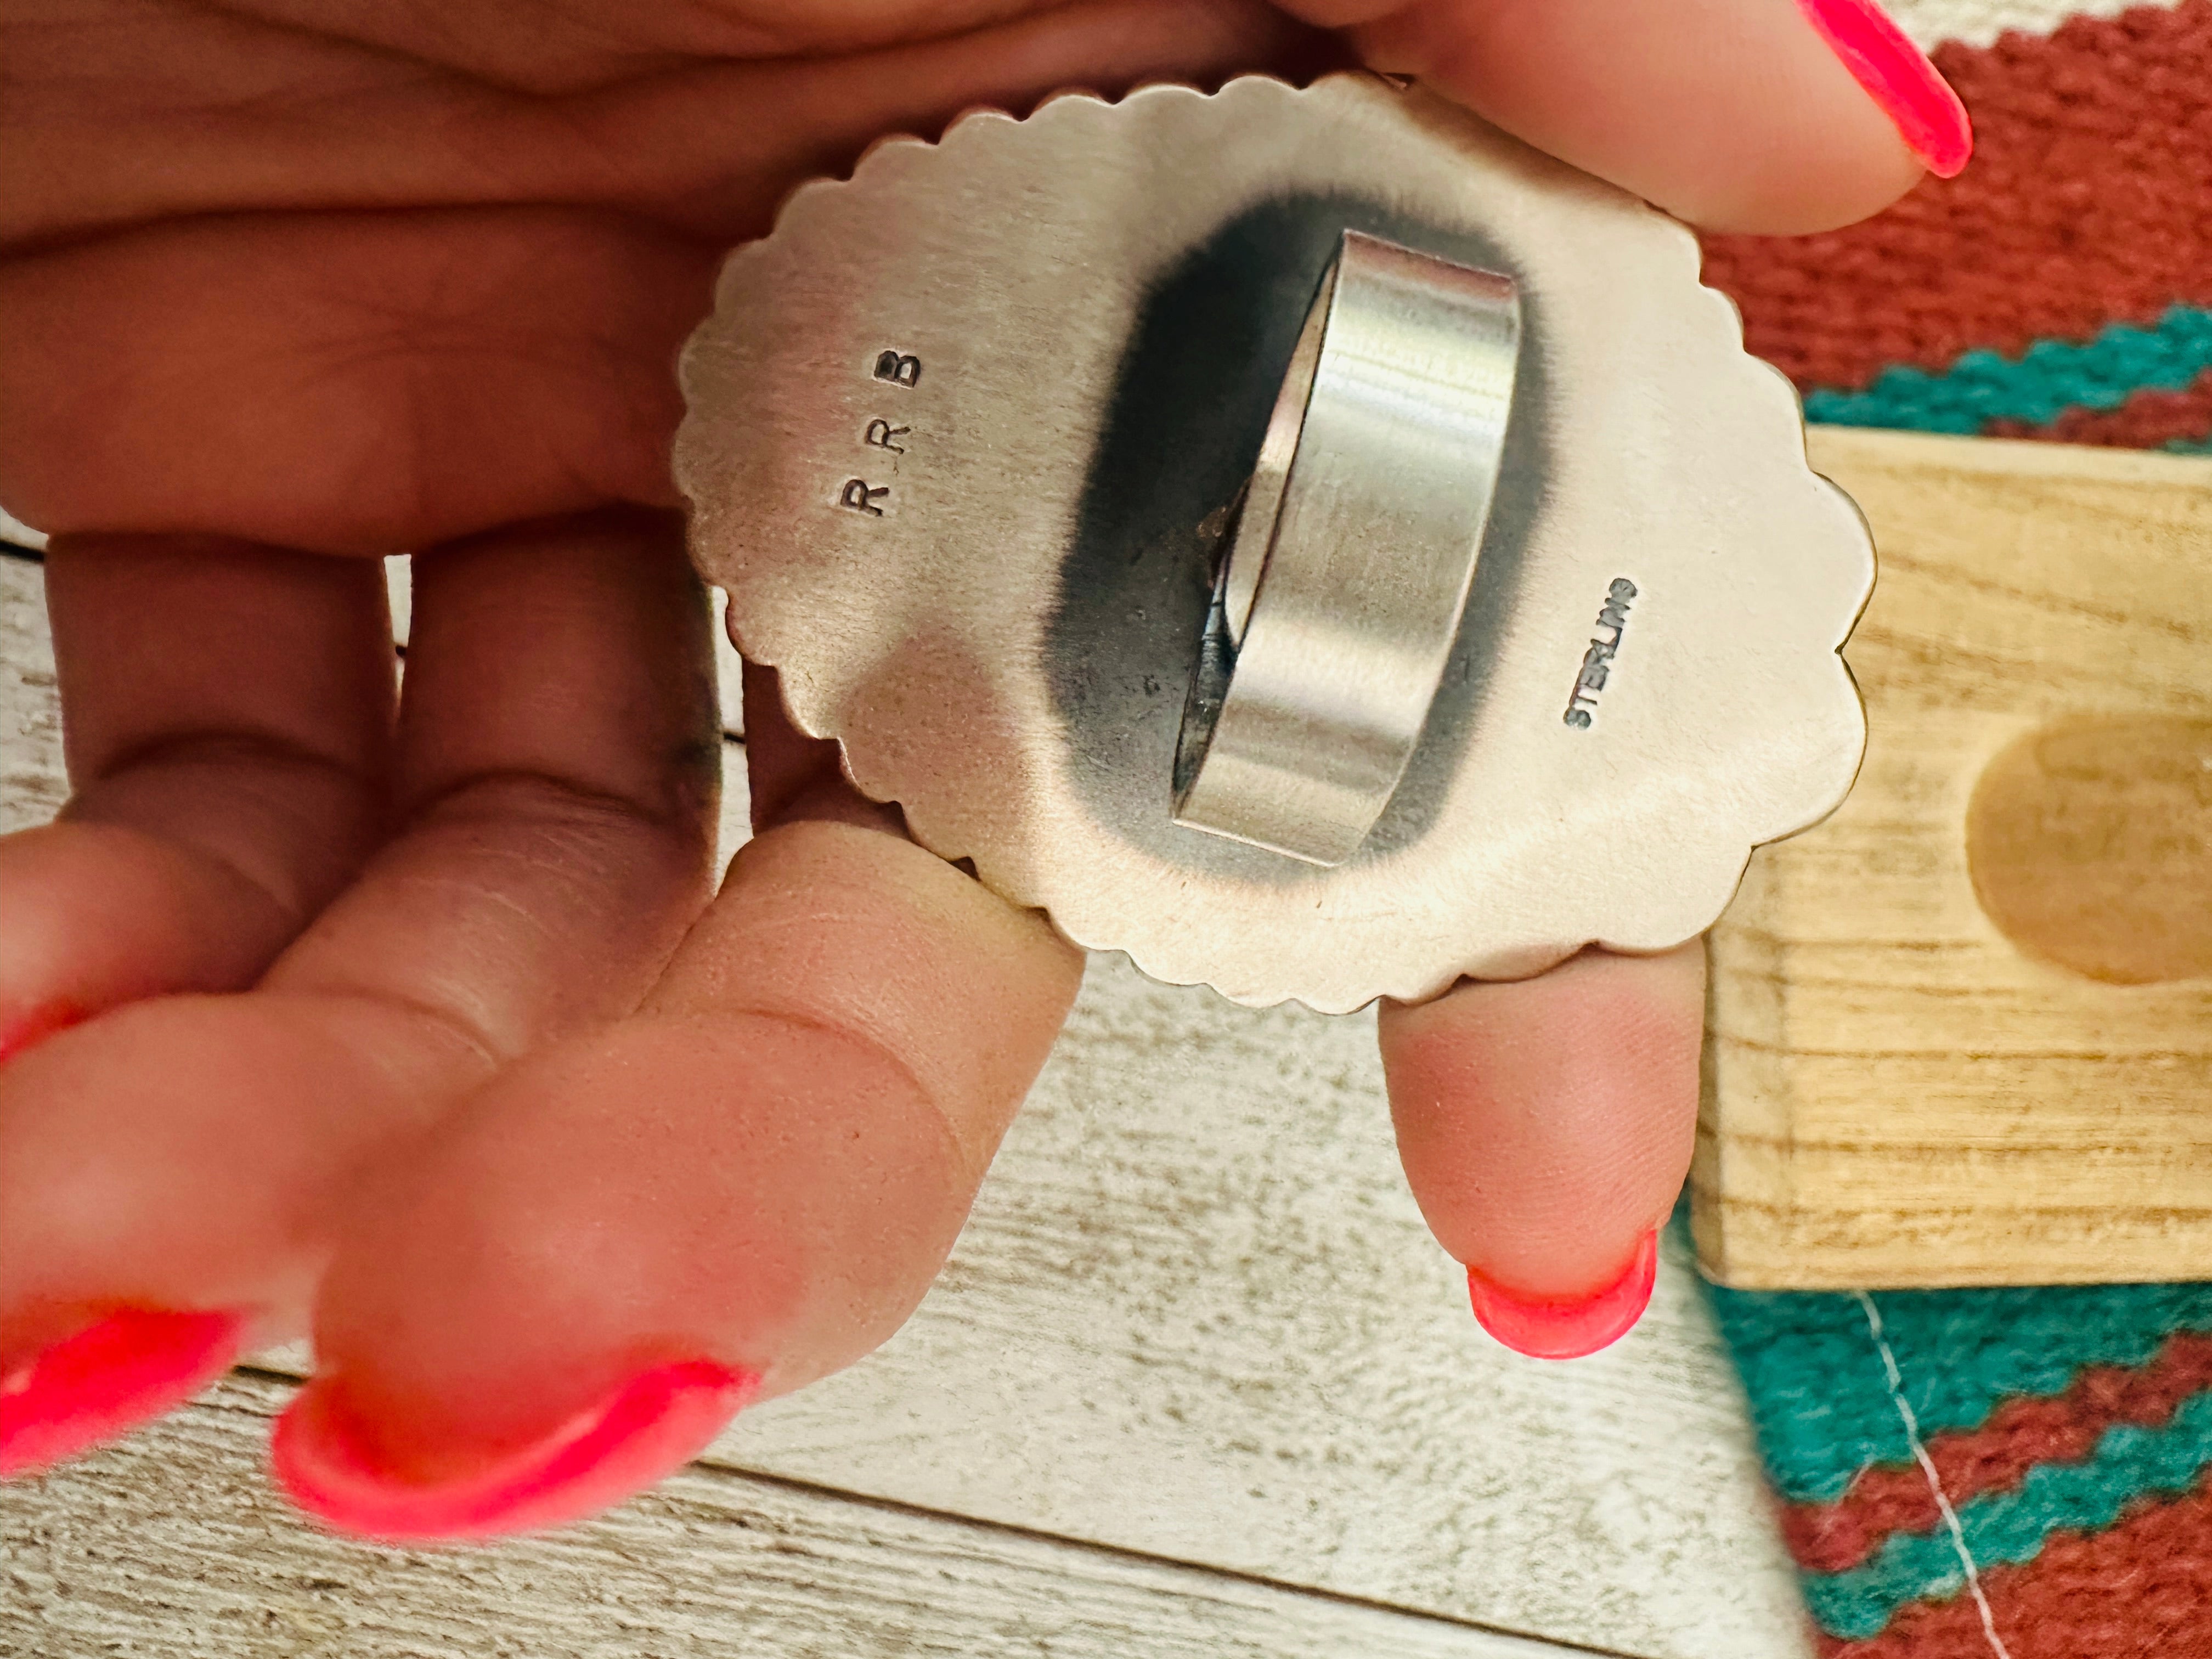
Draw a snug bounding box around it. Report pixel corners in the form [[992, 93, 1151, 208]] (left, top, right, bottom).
[[1814, 1472, 2212, 1658], [1983, 369, 2212, 445], [1784, 1331, 2212, 1575], [1701, 1, 2212, 393]]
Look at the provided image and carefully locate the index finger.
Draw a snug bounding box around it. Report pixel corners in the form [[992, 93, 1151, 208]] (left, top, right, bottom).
[[274, 792, 1085, 1538]]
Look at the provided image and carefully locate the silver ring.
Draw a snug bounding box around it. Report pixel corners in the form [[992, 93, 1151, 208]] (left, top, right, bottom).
[[1171, 230, 1521, 866], [676, 75, 1875, 1011]]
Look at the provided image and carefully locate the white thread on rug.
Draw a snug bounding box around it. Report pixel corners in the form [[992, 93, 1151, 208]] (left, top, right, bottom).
[[1854, 1290, 2016, 1659]]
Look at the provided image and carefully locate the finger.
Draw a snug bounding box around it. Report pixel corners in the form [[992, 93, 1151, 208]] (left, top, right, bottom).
[[14, 0, 1325, 246], [0, 535, 394, 1062], [1293, 0, 1959, 232], [0, 209, 715, 555], [275, 815, 1084, 1539], [0, 2, 1324, 557], [738, 660, 901, 835], [1378, 945, 1704, 1359], [0, 509, 718, 1474], [261, 507, 720, 1045]]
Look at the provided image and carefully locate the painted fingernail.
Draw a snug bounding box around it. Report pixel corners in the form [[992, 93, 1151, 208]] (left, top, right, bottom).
[[271, 1359, 757, 1540], [0, 1000, 87, 1066], [0, 1307, 245, 1476], [1797, 0, 1972, 178], [1466, 1229, 1659, 1361]]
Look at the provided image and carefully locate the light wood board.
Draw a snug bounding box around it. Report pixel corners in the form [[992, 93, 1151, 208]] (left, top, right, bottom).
[[0, 543, 1808, 1658], [1695, 428, 2212, 1289], [0, 547, 64, 838], [2, 1370, 1581, 1659]]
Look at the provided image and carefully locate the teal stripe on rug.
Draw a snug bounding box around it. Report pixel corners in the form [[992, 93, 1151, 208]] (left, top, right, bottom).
[[1801, 306, 2212, 435], [1801, 1389, 2212, 1640], [1707, 1283, 2212, 1504]]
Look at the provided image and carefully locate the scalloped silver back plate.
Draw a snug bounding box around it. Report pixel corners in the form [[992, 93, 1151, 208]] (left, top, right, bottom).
[[675, 74, 1873, 1012]]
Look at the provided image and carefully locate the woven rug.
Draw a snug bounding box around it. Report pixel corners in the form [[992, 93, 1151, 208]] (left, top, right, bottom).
[[1692, 3, 2211, 1654], [1704, 0, 2210, 454], [1711, 1284, 2212, 1655]]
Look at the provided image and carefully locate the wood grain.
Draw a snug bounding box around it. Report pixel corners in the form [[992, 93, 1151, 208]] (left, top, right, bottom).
[[0, 1371, 1580, 1659], [0, 543, 1809, 1659], [1695, 428, 2212, 1290], [0, 548, 64, 838], [714, 972, 1802, 1657]]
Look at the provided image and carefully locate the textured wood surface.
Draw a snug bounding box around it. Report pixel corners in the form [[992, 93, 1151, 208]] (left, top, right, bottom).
[[0, 543, 1808, 1658], [2, 1370, 1583, 1659], [0, 546, 63, 838], [1696, 429, 2212, 1289]]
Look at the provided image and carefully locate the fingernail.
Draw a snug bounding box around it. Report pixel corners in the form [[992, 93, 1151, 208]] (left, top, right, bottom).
[[272, 1359, 757, 1541], [0, 1000, 87, 1066], [1796, 0, 1972, 178], [0, 1307, 245, 1476], [1466, 1229, 1659, 1361]]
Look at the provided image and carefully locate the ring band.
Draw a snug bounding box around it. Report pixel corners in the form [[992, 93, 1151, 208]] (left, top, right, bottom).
[[1172, 229, 1521, 867]]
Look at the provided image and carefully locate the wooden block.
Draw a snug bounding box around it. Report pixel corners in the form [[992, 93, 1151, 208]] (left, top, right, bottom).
[[1694, 428, 2212, 1290]]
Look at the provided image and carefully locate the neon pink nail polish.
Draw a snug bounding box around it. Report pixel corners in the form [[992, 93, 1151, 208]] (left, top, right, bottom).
[[271, 1359, 757, 1541], [0, 1308, 245, 1476], [1797, 0, 1972, 178], [1466, 1229, 1659, 1361], [0, 1000, 87, 1066]]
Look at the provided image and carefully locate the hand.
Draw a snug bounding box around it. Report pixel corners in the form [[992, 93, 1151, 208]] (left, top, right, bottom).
[[0, 0, 1956, 1537]]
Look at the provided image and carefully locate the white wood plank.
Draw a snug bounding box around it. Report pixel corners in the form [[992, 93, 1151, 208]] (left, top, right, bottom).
[[0, 1372, 1588, 1659], [382, 551, 410, 645], [708, 584, 748, 738], [0, 503, 45, 552], [714, 964, 1805, 1658], [2, 548, 1807, 1658], [0, 550, 65, 836]]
